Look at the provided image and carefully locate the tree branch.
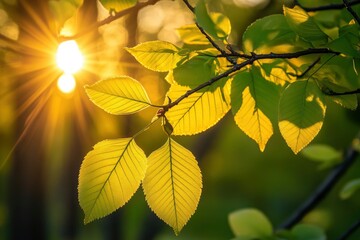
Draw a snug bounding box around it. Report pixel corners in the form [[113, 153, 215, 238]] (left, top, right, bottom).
[[278, 133, 360, 229], [343, 0, 360, 24], [163, 48, 339, 112], [338, 217, 360, 240], [59, 0, 159, 41], [294, 0, 360, 12]]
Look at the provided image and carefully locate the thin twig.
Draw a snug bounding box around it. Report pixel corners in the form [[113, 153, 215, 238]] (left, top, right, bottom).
[[338, 218, 360, 240], [343, 0, 360, 24], [60, 0, 158, 41], [324, 88, 360, 96], [294, 0, 360, 12], [295, 57, 320, 78], [182, 0, 237, 65], [164, 48, 339, 111], [278, 134, 360, 229], [182, 0, 195, 12]]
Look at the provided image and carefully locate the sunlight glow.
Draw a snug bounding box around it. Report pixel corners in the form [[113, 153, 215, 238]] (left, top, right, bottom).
[[56, 40, 84, 74], [57, 73, 76, 94]]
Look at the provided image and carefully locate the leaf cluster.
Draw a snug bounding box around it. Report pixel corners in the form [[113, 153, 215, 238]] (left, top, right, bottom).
[[59, 0, 360, 235]]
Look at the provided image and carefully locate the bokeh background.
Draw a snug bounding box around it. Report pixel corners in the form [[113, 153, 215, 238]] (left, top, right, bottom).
[[0, 0, 359, 239]]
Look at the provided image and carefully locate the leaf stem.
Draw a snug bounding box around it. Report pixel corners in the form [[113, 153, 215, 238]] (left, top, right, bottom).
[[59, 0, 159, 41], [278, 133, 360, 230], [132, 116, 161, 139]]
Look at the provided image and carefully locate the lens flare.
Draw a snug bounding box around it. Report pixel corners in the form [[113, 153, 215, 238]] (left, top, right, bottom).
[[57, 73, 76, 94], [56, 40, 84, 74]]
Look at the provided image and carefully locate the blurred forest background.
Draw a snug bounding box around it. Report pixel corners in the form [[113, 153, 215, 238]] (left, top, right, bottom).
[[0, 0, 359, 239]]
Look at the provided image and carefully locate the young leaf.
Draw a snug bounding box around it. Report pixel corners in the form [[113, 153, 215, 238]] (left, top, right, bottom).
[[49, 0, 83, 29], [78, 138, 147, 223], [340, 178, 360, 199], [173, 56, 217, 87], [228, 208, 273, 238], [126, 41, 185, 72], [291, 224, 326, 240], [143, 138, 202, 235], [99, 0, 137, 12], [279, 80, 327, 154], [242, 14, 297, 54], [231, 68, 279, 151], [301, 144, 342, 169], [165, 82, 230, 135], [85, 76, 151, 115], [284, 6, 328, 45], [177, 24, 211, 46], [195, 0, 231, 40]]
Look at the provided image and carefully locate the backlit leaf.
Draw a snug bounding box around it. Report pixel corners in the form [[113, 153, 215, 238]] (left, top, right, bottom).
[[99, 0, 137, 12], [79, 138, 147, 223], [284, 6, 328, 45], [231, 68, 279, 151], [228, 208, 273, 238], [126, 41, 184, 72], [165, 82, 230, 135], [291, 224, 326, 240], [279, 80, 327, 154], [173, 56, 217, 87], [195, 0, 231, 40], [301, 144, 341, 169], [340, 178, 360, 199], [143, 138, 202, 234], [242, 14, 297, 54], [177, 24, 211, 46], [49, 0, 83, 29], [85, 76, 151, 115]]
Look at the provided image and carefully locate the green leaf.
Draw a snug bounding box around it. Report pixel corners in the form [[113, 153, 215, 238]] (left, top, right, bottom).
[[301, 144, 342, 169], [195, 0, 231, 40], [78, 138, 147, 223], [165, 82, 230, 135], [99, 0, 137, 12], [143, 138, 202, 235], [173, 56, 217, 87], [85, 76, 151, 115], [49, 0, 83, 28], [242, 14, 297, 54], [284, 6, 328, 45], [177, 24, 211, 46], [291, 224, 326, 240], [279, 80, 327, 154], [228, 208, 273, 238], [126, 41, 185, 72], [231, 68, 279, 151], [340, 178, 360, 199]]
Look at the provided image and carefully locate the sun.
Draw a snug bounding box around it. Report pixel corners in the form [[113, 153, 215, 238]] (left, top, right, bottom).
[[56, 40, 84, 74], [55, 40, 84, 93]]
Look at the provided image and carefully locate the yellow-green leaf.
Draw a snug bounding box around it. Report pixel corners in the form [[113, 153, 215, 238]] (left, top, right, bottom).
[[100, 0, 137, 12], [126, 41, 184, 72], [49, 0, 83, 28], [143, 138, 202, 234], [231, 69, 279, 151], [165, 83, 230, 135], [85, 76, 151, 115], [195, 0, 231, 40], [284, 6, 328, 45], [279, 80, 327, 154], [177, 24, 210, 45], [79, 138, 147, 223]]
